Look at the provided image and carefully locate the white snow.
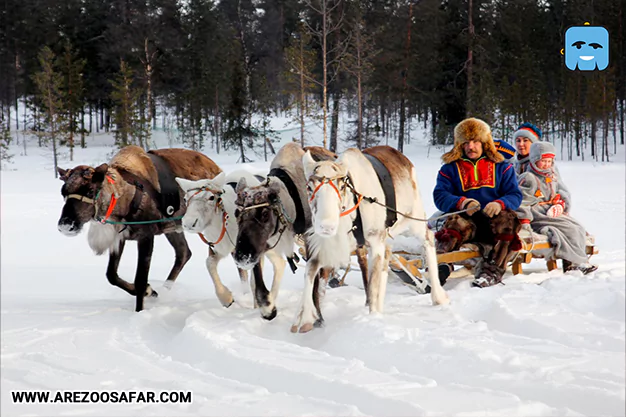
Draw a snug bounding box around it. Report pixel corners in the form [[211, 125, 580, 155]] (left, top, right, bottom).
[[2, 125, 624, 416]]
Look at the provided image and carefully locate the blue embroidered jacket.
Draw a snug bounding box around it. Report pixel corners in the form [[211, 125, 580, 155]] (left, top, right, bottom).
[[433, 156, 523, 213]]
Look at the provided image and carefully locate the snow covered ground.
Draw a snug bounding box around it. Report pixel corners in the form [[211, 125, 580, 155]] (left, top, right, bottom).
[[2, 123, 625, 416]]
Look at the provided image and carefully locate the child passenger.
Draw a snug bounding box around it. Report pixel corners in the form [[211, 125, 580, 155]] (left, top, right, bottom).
[[516, 142, 597, 275]]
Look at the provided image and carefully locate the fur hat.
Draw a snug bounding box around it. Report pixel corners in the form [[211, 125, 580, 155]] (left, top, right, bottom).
[[513, 122, 542, 143], [529, 141, 557, 164], [442, 118, 504, 164]]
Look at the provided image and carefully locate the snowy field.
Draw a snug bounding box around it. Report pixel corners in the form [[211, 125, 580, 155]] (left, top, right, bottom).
[[1, 122, 625, 416]]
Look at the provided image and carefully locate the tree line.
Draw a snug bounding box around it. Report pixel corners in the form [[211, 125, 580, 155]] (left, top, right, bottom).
[[1, 0, 624, 167]]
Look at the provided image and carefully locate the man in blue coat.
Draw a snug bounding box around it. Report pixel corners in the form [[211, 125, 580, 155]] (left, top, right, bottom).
[[434, 118, 522, 218], [433, 117, 523, 288]]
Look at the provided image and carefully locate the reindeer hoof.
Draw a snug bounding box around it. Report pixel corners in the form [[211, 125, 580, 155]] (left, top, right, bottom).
[[328, 277, 346, 288], [298, 323, 314, 333], [145, 286, 158, 298], [313, 318, 324, 328], [262, 307, 277, 321], [290, 324, 298, 333]]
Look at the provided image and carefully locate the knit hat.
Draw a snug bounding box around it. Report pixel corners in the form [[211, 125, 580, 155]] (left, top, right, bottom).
[[442, 118, 504, 164], [529, 142, 557, 164], [513, 122, 542, 143], [494, 139, 516, 160]]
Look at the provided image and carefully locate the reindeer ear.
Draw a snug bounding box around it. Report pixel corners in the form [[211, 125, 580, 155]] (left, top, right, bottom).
[[302, 151, 317, 178], [93, 164, 109, 183], [58, 167, 71, 180], [175, 177, 197, 192], [211, 172, 226, 188], [82, 167, 95, 180], [236, 177, 248, 194]]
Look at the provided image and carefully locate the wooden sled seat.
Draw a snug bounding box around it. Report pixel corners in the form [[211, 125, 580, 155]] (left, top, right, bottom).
[[511, 229, 597, 275]]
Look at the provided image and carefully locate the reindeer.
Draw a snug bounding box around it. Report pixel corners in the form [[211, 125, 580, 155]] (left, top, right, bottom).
[[293, 146, 449, 333], [176, 171, 287, 316], [57, 145, 221, 311]]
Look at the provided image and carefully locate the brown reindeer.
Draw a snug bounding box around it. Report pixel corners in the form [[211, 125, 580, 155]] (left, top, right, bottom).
[[57, 145, 221, 311]]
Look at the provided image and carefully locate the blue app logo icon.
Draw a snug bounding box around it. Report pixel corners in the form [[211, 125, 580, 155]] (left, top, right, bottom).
[[565, 24, 609, 71]]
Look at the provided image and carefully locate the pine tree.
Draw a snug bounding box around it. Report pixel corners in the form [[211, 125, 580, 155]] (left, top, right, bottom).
[[0, 113, 13, 167], [61, 41, 86, 159], [110, 59, 148, 148], [223, 57, 257, 162]]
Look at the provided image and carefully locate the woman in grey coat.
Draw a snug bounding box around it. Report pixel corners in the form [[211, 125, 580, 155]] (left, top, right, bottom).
[[516, 142, 597, 275]]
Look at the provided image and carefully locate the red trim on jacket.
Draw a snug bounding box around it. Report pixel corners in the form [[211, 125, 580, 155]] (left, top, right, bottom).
[[455, 157, 496, 192]]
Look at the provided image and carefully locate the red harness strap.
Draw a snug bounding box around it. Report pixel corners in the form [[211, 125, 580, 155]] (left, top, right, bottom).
[[309, 178, 342, 202], [198, 211, 228, 247], [99, 175, 118, 223], [309, 177, 363, 218]]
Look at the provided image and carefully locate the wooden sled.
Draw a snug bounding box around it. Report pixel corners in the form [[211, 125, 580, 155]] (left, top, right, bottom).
[[296, 231, 598, 291], [388, 230, 598, 283]]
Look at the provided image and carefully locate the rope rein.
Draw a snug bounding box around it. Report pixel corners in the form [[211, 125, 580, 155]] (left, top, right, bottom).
[[308, 174, 469, 222], [67, 174, 184, 226]]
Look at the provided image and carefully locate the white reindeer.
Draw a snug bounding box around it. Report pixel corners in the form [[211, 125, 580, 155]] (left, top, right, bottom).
[[176, 171, 286, 315], [292, 146, 449, 333]]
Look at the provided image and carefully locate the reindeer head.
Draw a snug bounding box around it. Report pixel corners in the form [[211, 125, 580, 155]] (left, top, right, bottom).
[[303, 151, 351, 237], [232, 178, 284, 269], [176, 172, 226, 234], [57, 164, 108, 236]]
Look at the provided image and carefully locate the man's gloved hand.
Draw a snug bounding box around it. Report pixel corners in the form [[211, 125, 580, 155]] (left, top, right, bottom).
[[483, 201, 503, 218], [462, 198, 481, 215], [546, 204, 564, 218], [521, 223, 532, 232]]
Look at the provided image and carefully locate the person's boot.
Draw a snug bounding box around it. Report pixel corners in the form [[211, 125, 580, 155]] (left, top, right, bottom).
[[565, 263, 598, 275], [472, 259, 505, 288]]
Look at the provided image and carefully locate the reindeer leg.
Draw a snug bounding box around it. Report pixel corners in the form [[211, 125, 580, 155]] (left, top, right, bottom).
[[252, 262, 275, 320], [368, 239, 393, 314], [134, 236, 155, 312], [237, 267, 250, 295], [207, 251, 233, 307], [265, 250, 286, 308], [423, 227, 450, 306], [162, 231, 192, 290], [312, 268, 330, 327], [106, 240, 137, 296], [367, 239, 385, 314], [292, 259, 321, 333], [355, 245, 369, 306]]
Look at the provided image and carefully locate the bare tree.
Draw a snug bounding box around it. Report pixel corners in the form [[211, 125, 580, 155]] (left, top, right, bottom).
[[141, 38, 157, 132], [303, 0, 349, 149], [284, 26, 317, 146], [32, 46, 66, 178], [343, 9, 378, 149]]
